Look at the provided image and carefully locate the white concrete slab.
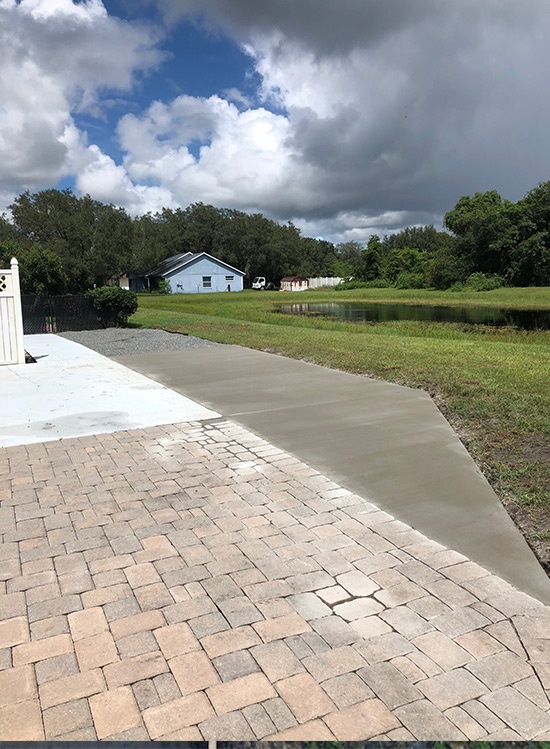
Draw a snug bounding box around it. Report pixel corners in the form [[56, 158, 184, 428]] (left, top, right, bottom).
[[0, 334, 219, 447]]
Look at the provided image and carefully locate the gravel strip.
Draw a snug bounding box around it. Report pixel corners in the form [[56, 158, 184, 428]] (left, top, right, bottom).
[[59, 327, 220, 357]]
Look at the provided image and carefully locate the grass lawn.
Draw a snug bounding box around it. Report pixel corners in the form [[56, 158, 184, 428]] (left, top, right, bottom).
[[134, 286, 550, 572]]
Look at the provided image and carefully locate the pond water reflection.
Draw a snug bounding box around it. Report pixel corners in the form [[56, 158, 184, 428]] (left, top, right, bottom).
[[277, 302, 550, 330]]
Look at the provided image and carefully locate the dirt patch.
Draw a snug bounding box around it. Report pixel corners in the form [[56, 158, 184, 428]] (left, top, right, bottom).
[[505, 500, 550, 574], [434, 404, 550, 577], [490, 432, 550, 464]]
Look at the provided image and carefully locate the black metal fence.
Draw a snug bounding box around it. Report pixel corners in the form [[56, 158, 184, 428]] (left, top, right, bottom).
[[53, 294, 101, 332], [21, 295, 50, 334], [22, 294, 103, 335]]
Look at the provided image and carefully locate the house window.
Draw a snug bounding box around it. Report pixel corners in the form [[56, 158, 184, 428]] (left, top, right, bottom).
[[225, 275, 234, 281], [202, 276, 212, 288]]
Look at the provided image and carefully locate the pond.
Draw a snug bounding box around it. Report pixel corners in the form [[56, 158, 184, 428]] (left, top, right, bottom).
[[276, 302, 550, 330]]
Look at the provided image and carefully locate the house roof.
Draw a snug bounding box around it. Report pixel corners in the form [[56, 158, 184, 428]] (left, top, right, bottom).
[[147, 252, 244, 278], [146, 252, 193, 277]]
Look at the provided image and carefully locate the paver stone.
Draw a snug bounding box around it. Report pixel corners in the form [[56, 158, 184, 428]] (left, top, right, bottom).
[[89, 686, 142, 739], [323, 698, 400, 740], [275, 672, 335, 722], [418, 667, 488, 710], [207, 672, 276, 714], [143, 692, 213, 739], [169, 650, 219, 695]]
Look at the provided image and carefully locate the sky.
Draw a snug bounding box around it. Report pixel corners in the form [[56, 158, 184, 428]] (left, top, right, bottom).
[[2, 0, 550, 244]]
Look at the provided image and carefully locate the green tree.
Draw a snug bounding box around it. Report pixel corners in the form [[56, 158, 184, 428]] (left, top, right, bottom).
[[0, 240, 22, 267], [335, 241, 363, 273], [10, 189, 133, 290], [444, 191, 515, 276], [507, 233, 550, 286], [382, 247, 429, 284], [180, 202, 223, 255], [507, 181, 550, 285], [0, 214, 24, 243], [359, 235, 383, 281], [425, 247, 464, 289], [0, 240, 68, 294], [383, 225, 455, 254], [328, 259, 355, 280], [521, 180, 550, 231], [130, 213, 168, 274], [294, 237, 337, 277]]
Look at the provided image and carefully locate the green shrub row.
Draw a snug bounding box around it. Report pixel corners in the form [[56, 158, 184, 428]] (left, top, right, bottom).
[[336, 271, 504, 292]]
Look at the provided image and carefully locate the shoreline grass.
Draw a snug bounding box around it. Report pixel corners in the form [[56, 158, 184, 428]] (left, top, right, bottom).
[[141, 284, 550, 310], [134, 287, 550, 572]]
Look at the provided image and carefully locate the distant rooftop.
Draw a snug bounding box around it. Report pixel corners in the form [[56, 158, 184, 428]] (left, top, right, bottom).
[[147, 252, 197, 277]]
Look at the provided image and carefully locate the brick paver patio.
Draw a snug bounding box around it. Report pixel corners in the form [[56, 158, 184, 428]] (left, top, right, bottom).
[[1, 419, 550, 740]]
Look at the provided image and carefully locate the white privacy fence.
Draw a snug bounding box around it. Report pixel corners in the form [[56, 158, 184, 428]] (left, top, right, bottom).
[[0, 258, 25, 365], [308, 277, 343, 288]]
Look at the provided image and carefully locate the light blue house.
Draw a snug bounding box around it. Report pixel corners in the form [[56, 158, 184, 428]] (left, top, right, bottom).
[[142, 252, 244, 293]]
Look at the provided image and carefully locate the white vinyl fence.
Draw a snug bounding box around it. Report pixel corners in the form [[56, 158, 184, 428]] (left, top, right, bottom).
[[308, 277, 343, 289], [0, 258, 25, 365]]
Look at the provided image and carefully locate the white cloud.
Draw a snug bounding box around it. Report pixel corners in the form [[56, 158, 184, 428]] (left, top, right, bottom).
[[3, 0, 550, 243], [222, 87, 253, 108], [115, 94, 320, 214], [15, 0, 105, 22], [148, 0, 550, 235], [0, 0, 163, 204], [294, 210, 442, 245]]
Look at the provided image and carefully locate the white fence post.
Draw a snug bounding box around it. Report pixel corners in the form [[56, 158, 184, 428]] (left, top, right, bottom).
[[0, 257, 26, 365], [11, 258, 25, 364]]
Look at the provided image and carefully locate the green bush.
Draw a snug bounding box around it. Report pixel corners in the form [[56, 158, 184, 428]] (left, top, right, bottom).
[[86, 286, 138, 327], [153, 279, 171, 294], [425, 248, 463, 289], [464, 272, 504, 291], [395, 271, 426, 289], [382, 247, 429, 283], [363, 278, 391, 288]]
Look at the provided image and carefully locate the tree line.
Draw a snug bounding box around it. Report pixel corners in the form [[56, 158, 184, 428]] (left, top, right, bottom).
[[1, 182, 550, 294], [339, 181, 550, 290], [0, 189, 338, 294]]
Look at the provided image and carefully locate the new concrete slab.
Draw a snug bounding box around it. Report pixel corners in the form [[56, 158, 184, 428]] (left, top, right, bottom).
[[0, 334, 219, 447], [114, 344, 550, 603]]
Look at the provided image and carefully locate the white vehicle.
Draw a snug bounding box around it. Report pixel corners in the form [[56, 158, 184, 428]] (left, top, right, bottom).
[[252, 276, 266, 290]]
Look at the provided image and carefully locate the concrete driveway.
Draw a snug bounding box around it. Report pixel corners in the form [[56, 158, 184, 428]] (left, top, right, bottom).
[[113, 344, 550, 605], [0, 335, 218, 447]]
